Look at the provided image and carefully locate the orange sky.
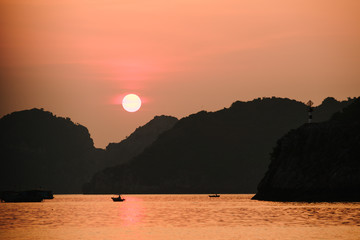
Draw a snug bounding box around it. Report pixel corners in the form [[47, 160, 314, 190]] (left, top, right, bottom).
[[1, 0, 359, 148]]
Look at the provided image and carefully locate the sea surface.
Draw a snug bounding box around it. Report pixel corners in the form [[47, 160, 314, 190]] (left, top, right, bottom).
[[1, 194, 359, 240]]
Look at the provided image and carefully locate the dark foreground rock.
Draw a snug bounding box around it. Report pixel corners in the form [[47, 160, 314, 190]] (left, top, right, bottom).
[[252, 98, 360, 202]]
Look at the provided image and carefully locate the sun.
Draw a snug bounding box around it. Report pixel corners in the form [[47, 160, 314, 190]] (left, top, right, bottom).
[[122, 94, 142, 112]]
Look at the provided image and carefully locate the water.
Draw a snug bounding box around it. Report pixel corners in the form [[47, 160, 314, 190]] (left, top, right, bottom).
[[1, 194, 359, 240]]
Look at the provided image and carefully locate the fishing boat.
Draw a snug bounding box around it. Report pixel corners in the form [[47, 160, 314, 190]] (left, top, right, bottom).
[[111, 194, 125, 202], [209, 194, 220, 198]]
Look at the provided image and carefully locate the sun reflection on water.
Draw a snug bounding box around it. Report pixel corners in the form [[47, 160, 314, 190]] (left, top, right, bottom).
[[114, 196, 144, 226]]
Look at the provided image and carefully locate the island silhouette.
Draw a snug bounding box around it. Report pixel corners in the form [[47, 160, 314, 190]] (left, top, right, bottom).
[[0, 97, 357, 200], [82, 97, 353, 194], [253, 97, 360, 202]]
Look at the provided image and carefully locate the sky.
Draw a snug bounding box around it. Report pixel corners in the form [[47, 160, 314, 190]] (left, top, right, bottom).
[[1, 0, 359, 148]]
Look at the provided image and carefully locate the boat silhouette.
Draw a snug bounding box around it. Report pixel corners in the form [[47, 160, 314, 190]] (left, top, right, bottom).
[[209, 194, 220, 198], [111, 194, 125, 202]]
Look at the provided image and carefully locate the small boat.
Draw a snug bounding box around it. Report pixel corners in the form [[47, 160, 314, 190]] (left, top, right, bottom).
[[111, 195, 125, 202], [209, 194, 220, 198]]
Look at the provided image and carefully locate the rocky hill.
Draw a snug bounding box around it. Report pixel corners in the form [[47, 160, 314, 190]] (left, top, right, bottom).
[[0, 109, 177, 193], [0, 109, 99, 193], [83, 97, 354, 194], [252, 98, 360, 201], [105, 115, 178, 167]]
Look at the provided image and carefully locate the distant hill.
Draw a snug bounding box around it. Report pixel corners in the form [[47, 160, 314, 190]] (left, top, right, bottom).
[[252, 98, 360, 202], [83, 97, 355, 194], [0, 109, 177, 193], [105, 115, 178, 167]]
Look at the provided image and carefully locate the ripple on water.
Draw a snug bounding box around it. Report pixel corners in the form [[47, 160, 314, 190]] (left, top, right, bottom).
[[1, 194, 359, 240]]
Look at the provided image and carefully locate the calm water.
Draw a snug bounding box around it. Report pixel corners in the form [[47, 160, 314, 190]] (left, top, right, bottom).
[[1, 194, 359, 240]]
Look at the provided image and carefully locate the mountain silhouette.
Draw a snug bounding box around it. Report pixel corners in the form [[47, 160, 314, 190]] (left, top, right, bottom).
[[83, 97, 355, 194], [105, 115, 178, 167], [252, 98, 360, 202], [0, 109, 98, 193], [0, 109, 177, 193]]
